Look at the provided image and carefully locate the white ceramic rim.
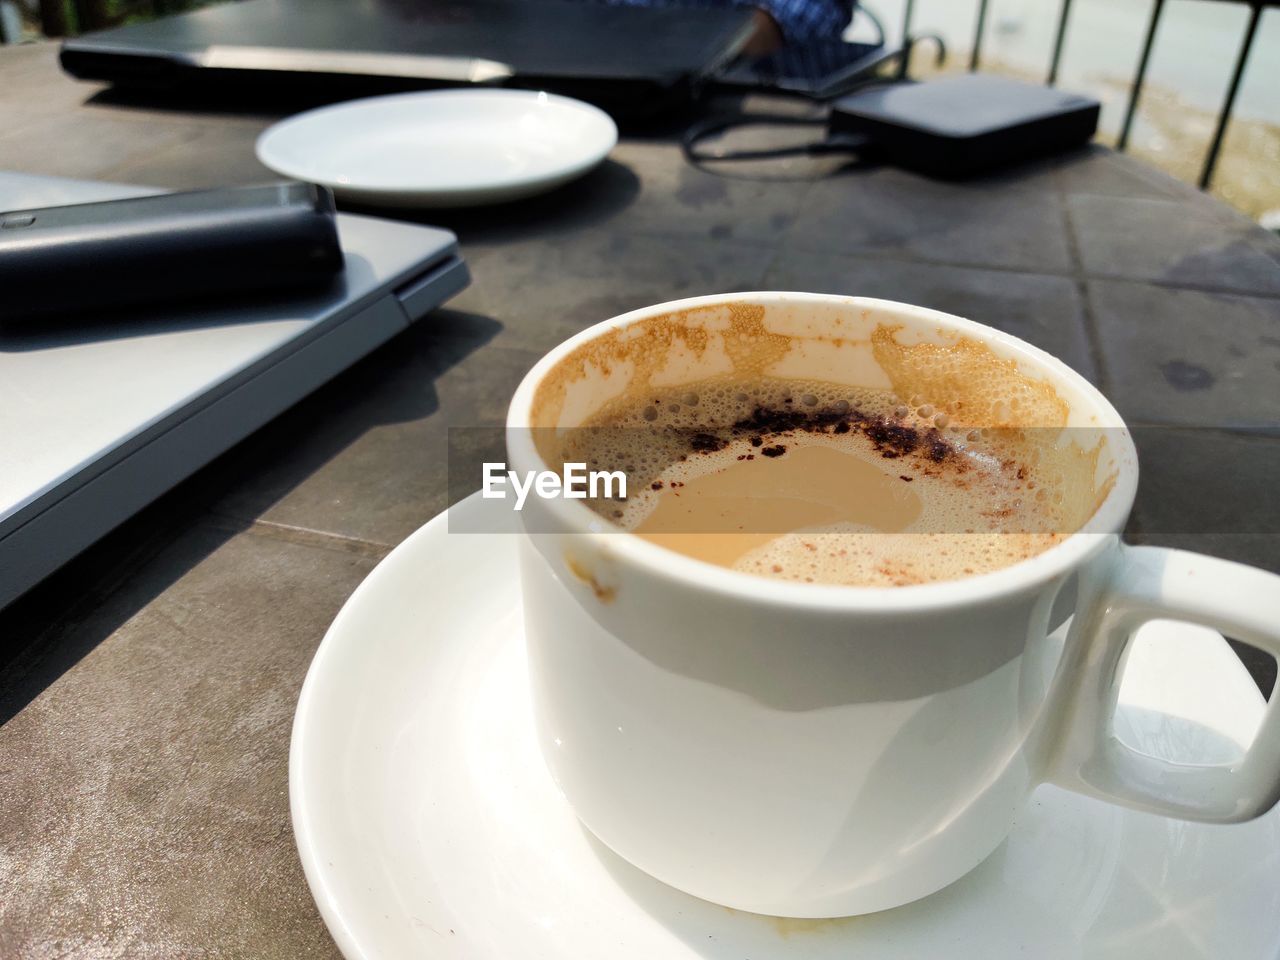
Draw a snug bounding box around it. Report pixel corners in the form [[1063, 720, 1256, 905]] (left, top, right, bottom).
[[254, 89, 618, 199], [506, 292, 1140, 613]]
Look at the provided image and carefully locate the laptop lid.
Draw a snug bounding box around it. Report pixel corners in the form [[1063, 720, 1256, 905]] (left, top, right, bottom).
[[61, 0, 755, 113], [0, 172, 468, 607]]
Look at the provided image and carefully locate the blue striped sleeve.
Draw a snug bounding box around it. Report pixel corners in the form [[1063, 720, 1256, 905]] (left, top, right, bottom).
[[755, 0, 854, 44]]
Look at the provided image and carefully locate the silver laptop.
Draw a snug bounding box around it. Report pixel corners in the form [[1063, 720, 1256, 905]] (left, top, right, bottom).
[[0, 172, 469, 608]]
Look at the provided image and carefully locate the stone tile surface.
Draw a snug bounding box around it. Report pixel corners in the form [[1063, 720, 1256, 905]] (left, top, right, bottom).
[[1088, 280, 1280, 428], [97, 118, 277, 188], [1069, 195, 1280, 295], [455, 229, 778, 353], [1129, 427, 1280, 541], [783, 165, 1074, 273], [0, 44, 106, 128], [600, 139, 819, 243], [0, 524, 367, 960], [1051, 147, 1185, 201], [764, 251, 1098, 381], [0, 107, 217, 181]]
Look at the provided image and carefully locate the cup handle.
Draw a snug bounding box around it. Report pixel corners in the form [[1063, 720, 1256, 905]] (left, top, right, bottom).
[[1049, 544, 1280, 823]]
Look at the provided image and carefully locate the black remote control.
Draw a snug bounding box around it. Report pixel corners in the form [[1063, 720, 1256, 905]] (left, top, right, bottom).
[[0, 181, 344, 320]]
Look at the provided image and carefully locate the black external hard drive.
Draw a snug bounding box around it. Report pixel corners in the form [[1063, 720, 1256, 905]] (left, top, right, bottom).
[[0, 181, 344, 320], [829, 74, 1100, 179]]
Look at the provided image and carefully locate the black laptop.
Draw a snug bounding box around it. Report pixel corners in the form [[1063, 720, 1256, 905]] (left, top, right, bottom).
[[60, 0, 756, 116]]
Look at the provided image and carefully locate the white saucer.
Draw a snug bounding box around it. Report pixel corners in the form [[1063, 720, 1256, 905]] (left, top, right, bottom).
[[291, 493, 1280, 960], [256, 90, 617, 208]]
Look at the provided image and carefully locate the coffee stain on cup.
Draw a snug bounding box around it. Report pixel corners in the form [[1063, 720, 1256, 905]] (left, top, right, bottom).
[[564, 553, 617, 603], [718, 903, 865, 938]]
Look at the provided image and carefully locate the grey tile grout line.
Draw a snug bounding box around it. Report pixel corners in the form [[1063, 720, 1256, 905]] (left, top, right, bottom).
[[721, 170, 827, 291], [203, 513, 392, 560], [818, 252, 1280, 301], [1057, 188, 1114, 393], [1077, 273, 1280, 301], [758, 245, 788, 291], [1123, 421, 1280, 441], [584, 224, 1280, 301]]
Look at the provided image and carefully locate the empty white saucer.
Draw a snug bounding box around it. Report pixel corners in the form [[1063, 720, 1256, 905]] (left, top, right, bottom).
[[256, 89, 617, 208], [290, 492, 1280, 960]]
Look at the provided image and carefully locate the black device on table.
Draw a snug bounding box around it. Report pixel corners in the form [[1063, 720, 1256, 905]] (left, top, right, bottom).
[[0, 182, 344, 321], [683, 74, 1102, 179]]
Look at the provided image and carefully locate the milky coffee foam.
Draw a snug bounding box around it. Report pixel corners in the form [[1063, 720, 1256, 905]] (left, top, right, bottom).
[[530, 304, 1111, 587]]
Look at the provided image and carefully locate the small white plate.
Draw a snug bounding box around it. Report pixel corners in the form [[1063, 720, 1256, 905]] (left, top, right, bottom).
[[256, 90, 617, 208], [291, 493, 1280, 960]]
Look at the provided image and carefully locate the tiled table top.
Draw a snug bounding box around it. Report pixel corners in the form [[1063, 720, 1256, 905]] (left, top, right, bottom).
[[1, 41, 1278, 959]]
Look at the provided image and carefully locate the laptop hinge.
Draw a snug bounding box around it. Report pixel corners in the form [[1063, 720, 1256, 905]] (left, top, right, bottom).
[[394, 254, 470, 321]]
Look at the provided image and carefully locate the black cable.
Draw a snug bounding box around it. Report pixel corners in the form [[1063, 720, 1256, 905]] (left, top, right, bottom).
[[683, 33, 948, 166], [858, 6, 887, 49]]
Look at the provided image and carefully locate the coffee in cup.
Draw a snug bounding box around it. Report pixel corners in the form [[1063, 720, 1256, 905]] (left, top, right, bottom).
[[547, 314, 1109, 587]]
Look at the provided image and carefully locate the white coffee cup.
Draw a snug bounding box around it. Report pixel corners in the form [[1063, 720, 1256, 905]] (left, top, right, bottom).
[[505, 292, 1280, 918]]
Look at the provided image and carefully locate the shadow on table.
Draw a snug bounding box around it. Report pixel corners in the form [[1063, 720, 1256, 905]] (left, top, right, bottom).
[[83, 83, 387, 122], [340, 158, 642, 247], [0, 307, 502, 725], [82, 82, 717, 132]]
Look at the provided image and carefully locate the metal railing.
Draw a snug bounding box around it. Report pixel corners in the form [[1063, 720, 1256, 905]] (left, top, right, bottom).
[[902, 0, 1278, 190]]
